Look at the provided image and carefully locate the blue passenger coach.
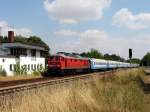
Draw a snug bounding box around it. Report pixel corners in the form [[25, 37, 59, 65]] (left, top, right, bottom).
[[90, 58, 108, 71]]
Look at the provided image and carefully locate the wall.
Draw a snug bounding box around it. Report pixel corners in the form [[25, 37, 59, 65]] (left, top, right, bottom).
[[0, 57, 17, 76], [0, 47, 46, 76], [20, 56, 45, 74], [0, 56, 45, 76]]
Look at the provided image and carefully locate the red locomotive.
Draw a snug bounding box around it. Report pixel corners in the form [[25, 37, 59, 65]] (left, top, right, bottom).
[[47, 52, 90, 75]]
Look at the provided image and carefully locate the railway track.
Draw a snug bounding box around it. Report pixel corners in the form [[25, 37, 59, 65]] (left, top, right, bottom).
[[0, 70, 119, 95]]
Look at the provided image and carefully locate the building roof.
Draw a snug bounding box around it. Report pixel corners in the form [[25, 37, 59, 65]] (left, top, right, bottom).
[[0, 55, 16, 58], [0, 43, 47, 51]]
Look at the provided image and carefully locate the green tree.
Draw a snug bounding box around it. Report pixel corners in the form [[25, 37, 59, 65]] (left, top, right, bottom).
[[104, 53, 125, 61], [127, 58, 141, 64], [141, 52, 150, 66], [1, 36, 8, 43], [14, 35, 27, 43], [27, 36, 49, 50], [80, 48, 103, 59]]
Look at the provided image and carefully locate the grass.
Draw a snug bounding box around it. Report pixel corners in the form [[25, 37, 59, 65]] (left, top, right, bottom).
[[0, 75, 42, 81], [0, 68, 148, 112], [0, 70, 44, 81]]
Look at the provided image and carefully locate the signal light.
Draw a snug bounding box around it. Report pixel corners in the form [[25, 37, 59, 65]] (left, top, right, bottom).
[[129, 48, 132, 59]]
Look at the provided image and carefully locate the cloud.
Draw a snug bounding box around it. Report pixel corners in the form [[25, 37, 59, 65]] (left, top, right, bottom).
[[0, 20, 32, 37], [113, 8, 150, 29], [54, 29, 78, 37], [44, 0, 111, 24], [0, 21, 7, 27], [51, 29, 150, 58], [14, 28, 32, 37]]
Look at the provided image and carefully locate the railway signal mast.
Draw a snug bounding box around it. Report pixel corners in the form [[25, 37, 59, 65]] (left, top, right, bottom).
[[0, 26, 2, 36], [129, 48, 132, 66]]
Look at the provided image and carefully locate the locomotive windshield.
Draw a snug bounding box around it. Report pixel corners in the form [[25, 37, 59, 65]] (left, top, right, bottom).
[[50, 56, 59, 61]]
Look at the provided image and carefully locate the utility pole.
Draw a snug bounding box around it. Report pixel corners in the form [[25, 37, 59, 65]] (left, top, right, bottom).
[[0, 27, 3, 43], [0, 26, 2, 36], [129, 48, 132, 68]]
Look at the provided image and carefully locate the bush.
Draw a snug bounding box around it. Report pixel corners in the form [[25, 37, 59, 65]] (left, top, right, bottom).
[[32, 71, 41, 76]]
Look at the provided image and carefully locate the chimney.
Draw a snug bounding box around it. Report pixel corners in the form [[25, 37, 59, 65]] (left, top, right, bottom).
[[8, 31, 14, 43]]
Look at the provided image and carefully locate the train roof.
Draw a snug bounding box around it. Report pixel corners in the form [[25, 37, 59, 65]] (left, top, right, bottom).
[[90, 58, 108, 62], [51, 53, 89, 60]]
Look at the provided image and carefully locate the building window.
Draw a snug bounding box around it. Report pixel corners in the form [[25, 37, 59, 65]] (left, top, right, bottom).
[[31, 49, 36, 57], [40, 64, 43, 70], [34, 64, 36, 71], [37, 64, 40, 70], [20, 48, 27, 56], [28, 64, 30, 71], [24, 65, 27, 70], [31, 64, 34, 70], [40, 50, 46, 57], [2, 59, 5, 63], [14, 65, 16, 72], [10, 64, 13, 71], [10, 48, 27, 57]]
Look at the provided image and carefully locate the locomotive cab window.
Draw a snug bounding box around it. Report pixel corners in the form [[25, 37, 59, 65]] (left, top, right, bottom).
[[61, 57, 64, 61], [55, 56, 59, 61], [50, 56, 59, 61], [50, 56, 54, 60]]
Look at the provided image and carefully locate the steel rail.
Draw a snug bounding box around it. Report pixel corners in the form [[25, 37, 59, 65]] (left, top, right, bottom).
[[0, 70, 119, 95]]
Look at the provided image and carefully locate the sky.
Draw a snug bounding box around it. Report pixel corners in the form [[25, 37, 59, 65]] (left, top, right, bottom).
[[0, 0, 150, 59]]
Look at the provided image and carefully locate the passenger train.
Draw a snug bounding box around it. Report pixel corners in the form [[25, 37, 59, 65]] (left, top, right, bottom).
[[47, 52, 139, 75]]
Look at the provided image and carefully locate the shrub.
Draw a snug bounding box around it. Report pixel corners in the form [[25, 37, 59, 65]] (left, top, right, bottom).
[[32, 71, 41, 76]]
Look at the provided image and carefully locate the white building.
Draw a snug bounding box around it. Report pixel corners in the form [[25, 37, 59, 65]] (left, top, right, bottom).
[[0, 31, 48, 76]]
